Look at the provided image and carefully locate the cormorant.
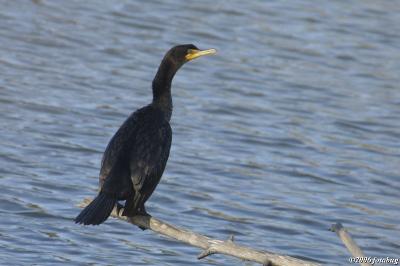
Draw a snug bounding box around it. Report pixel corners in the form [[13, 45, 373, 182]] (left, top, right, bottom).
[[75, 44, 216, 225]]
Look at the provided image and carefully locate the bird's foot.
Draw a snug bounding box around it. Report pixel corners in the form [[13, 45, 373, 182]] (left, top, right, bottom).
[[138, 207, 151, 217], [138, 225, 147, 231], [116, 202, 124, 216], [137, 206, 150, 230]]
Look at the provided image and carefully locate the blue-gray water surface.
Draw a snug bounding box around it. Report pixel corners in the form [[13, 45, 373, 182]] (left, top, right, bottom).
[[0, 1, 399, 265]]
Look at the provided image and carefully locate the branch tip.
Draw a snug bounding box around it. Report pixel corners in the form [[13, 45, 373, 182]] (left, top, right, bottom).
[[198, 248, 215, 259], [330, 222, 344, 232]]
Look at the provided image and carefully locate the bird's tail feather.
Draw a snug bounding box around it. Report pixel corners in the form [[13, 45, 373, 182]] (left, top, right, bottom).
[[75, 192, 116, 225]]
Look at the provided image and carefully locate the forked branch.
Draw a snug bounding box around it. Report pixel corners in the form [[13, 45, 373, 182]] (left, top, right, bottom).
[[78, 198, 320, 266]]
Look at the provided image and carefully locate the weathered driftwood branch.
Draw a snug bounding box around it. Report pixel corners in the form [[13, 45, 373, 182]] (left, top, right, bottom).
[[79, 198, 320, 266], [330, 222, 371, 266]]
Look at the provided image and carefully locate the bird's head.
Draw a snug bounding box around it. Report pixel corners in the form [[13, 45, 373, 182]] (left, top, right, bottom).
[[164, 44, 216, 68]]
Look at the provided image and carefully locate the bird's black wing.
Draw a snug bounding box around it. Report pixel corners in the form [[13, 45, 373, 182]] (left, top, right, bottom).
[[123, 108, 172, 215], [98, 109, 141, 198], [75, 109, 141, 225]]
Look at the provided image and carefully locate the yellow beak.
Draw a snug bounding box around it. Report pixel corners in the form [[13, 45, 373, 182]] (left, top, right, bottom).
[[185, 48, 217, 61]]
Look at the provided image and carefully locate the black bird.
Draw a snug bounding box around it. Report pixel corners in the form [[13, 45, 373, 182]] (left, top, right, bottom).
[[75, 44, 216, 225]]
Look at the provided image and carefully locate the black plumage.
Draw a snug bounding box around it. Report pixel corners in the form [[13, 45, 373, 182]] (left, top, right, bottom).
[[75, 44, 216, 225]]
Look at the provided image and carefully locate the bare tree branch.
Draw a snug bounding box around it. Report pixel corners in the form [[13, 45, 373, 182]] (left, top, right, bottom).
[[78, 198, 320, 266], [330, 222, 371, 266]]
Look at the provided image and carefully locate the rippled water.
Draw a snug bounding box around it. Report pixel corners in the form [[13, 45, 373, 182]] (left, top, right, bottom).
[[1, 1, 399, 265]]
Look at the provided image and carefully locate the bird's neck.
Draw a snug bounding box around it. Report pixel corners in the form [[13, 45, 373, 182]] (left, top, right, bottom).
[[152, 58, 178, 122]]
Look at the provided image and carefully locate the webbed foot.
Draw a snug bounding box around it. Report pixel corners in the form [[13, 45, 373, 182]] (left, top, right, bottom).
[[116, 202, 124, 216], [137, 205, 150, 230]]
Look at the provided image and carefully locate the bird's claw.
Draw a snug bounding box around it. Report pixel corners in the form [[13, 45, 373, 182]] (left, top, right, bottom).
[[116, 202, 124, 216]]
